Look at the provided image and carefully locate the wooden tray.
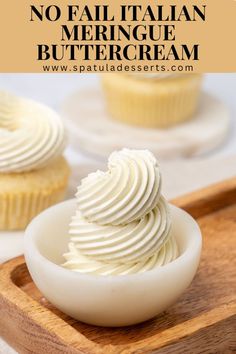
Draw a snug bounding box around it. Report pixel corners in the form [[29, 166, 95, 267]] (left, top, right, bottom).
[[0, 178, 236, 354]]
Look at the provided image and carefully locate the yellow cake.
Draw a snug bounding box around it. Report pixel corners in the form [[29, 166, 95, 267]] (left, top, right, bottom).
[[101, 74, 202, 128], [0, 157, 70, 230], [0, 91, 70, 230]]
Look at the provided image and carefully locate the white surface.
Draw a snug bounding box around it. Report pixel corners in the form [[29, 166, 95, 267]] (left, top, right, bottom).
[[63, 90, 230, 159], [0, 339, 16, 354], [0, 73, 235, 352], [25, 200, 201, 327], [0, 231, 24, 264]]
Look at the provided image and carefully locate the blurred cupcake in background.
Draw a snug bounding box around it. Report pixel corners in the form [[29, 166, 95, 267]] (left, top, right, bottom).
[[101, 73, 202, 128], [0, 91, 70, 230]]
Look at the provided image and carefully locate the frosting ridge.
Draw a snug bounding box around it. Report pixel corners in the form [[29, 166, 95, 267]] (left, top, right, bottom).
[[0, 91, 66, 173], [76, 149, 161, 225], [63, 149, 177, 275], [69, 197, 170, 263]]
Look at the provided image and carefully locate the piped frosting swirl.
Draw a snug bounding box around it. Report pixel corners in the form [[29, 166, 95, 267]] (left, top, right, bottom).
[[0, 91, 66, 173], [76, 149, 161, 225], [63, 149, 178, 275]]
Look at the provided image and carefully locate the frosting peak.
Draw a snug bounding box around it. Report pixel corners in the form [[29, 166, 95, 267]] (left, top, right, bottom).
[[76, 149, 161, 225], [0, 91, 66, 173], [63, 149, 177, 275]]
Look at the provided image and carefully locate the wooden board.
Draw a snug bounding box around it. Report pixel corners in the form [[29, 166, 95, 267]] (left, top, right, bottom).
[[0, 178, 236, 354], [62, 88, 230, 159]]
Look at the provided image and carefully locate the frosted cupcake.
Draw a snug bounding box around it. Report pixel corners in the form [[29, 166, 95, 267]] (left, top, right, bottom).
[[0, 91, 70, 230], [63, 149, 178, 275], [101, 73, 202, 128]]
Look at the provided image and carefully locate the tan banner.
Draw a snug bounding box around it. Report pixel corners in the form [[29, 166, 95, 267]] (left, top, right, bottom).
[[0, 0, 235, 73]]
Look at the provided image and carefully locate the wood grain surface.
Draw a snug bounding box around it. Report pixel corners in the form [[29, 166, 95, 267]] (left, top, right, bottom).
[[0, 178, 236, 354]]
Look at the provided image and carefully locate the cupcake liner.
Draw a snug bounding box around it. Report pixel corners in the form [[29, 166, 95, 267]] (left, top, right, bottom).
[[0, 187, 66, 230], [0, 157, 70, 230], [102, 74, 202, 128]]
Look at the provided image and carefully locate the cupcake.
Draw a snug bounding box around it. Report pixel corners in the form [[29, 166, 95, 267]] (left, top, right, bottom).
[[63, 149, 178, 275], [0, 91, 70, 230], [101, 73, 202, 128]]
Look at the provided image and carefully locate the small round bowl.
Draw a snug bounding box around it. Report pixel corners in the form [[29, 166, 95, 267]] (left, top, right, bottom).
[[24, 199, 202, 327]]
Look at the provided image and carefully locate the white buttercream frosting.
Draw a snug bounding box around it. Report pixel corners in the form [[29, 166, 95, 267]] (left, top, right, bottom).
[[76, 149, 161, 225], [0, 91, 66, 173], [63, 149, 178, 275], [63, 236, 178, 275]]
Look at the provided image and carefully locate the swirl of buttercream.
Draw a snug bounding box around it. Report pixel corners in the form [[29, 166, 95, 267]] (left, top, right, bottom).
[[0, 91, 66, 173], [63, 149, 178, 275], [76, 149, 161, 225], [69, 197, 170, 263], [63, 235, 178, 276]]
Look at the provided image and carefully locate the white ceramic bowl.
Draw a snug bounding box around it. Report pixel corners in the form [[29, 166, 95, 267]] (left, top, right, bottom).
[[24, 199, 202, 327]]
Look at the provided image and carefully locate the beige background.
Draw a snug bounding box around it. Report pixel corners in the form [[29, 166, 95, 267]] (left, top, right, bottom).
[[0, 0, 236, 72]]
